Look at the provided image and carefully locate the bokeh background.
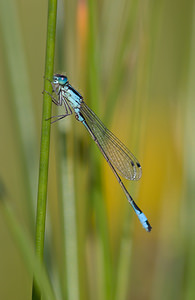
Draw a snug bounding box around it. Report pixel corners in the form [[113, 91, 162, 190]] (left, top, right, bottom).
[[0, 0, 195, 299]]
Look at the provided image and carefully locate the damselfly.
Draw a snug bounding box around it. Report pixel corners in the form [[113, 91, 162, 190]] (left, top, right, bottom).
[[46, 74, 152, 232]]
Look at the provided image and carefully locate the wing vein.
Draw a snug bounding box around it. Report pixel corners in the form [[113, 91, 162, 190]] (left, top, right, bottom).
[[80, 102, 142, 180]]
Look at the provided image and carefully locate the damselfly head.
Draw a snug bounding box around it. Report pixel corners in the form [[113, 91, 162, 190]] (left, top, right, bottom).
[[53, 74, 68, 86]]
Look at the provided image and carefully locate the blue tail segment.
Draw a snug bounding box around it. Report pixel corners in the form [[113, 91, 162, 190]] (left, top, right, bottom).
[[130, 199, 152, 232]]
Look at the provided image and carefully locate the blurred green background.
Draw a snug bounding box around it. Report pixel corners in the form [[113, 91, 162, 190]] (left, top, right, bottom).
[[0, 0, 195, 299]]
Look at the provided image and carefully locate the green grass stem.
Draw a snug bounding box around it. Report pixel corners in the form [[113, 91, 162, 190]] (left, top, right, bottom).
[[32, 0, 57, 299]]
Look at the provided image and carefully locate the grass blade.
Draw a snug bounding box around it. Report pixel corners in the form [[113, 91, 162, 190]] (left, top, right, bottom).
[[32, 0, 57, 299]]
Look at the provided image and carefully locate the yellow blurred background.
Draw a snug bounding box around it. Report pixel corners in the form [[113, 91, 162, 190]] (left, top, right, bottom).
[[0, 0, 195, 299]]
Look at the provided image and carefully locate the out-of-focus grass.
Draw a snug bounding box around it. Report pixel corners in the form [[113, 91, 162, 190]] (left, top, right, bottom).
[[0, 0, 195, 299], [0, 0, 39, 228]]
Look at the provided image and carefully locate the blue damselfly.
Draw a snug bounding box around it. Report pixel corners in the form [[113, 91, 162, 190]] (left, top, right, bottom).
[[46, 74, 152, 232]]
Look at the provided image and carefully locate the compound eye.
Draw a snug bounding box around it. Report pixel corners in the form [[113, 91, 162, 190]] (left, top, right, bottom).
[[60, 77, 68, 85]]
